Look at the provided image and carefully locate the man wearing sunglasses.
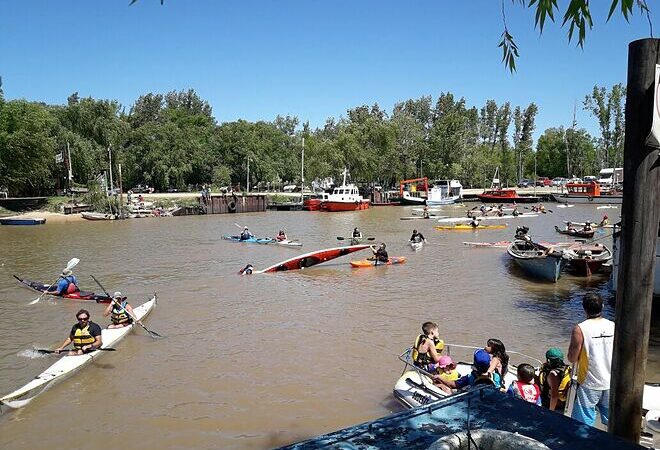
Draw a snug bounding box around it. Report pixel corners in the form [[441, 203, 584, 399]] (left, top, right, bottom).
[[55, 309, 103, 355]]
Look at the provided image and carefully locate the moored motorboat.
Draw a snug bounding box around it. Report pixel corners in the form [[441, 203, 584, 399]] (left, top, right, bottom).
[[552, 181, 622, 204], [0, 217, 46, 225], [426, 179, 462, 206], [320, 168, 370, 212], [0, 295, 157, 409], [350, 256, 407, 267], [222, 235, 273, 244], [507, 240, 564, 282], [554, 226, 595, 239], [562, 243, 612, 276], [13, 275, 112, 303], [81, 211, 117, 221]]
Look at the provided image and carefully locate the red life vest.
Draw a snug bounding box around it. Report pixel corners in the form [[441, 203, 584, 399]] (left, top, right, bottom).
[[514, 381, 541, 404]]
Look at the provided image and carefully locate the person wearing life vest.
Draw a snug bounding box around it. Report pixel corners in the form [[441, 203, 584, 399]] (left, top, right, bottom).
[[103, 292, 140, 329], [55, 309, 103, 355], [567, 293, 614, 427], [240, 227, 254, 241], [538, 347, 572, 411], [434, 349, 500, 391], [47, 269, 79, 296], [411, 321, 444, 372], [370, 243, 389, 263], [506, 363, 542, 405], [276, 230, 288, 242], [422, 205, 430, 219], [410, 229, 426, 243], [470, 215, 480, 228]]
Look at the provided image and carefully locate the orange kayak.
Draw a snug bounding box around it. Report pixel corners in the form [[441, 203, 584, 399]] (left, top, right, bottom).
[[350, 256, 407, 268]]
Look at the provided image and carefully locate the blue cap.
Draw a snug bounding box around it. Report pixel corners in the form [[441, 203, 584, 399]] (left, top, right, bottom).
[[473, 349, 491, 372]]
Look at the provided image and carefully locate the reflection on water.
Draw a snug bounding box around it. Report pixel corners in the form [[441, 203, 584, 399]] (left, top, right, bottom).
[[0, 205, 656, 449]]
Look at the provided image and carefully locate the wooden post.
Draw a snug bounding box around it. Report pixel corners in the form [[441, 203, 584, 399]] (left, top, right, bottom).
[[609, 38, 660, 441]]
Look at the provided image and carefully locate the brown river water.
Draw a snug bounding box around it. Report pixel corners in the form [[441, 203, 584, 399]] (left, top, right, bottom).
[[0, 204, 658, 449]]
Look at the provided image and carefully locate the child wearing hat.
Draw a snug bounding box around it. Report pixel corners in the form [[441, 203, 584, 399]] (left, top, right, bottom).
[[436, 356, 459, 394], [538, 347, 572, 411]]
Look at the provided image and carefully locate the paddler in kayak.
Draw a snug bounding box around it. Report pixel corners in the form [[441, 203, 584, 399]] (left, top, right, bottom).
[[55, 309, 103, 355], [470, 215, 480, 228], [599, 215, 609, 227], [239, 264, 254, 275], [47, 269, 80, 296], [369, 243, 389, 263], [103, 292, 141, 329], [275, 230, 288, 242], [351, 227, 363, 245], [240, 227, 254, 241], [422, 205, 430, 219], [410, 229, 426, 243], [512, 206, 521, 217]]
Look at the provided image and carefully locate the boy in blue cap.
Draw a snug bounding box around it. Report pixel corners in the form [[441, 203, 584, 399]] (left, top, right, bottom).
[[433, 349, 500, 390]]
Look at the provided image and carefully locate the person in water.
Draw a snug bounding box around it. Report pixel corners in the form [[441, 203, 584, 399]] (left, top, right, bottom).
[[47, 269, 79, 296], [55, 309, 103, 355], [240, 227, 254, 240], [103, 292, 141, 329], [433, 349, 500, 390], [507, 363, 542, 405], [370, 243, 389, 263], [538, 347, 572, 412], [410, 229, 426, 243], [470, 215, 480, 228], [239, 264, 254, 275], [412, 321, 444, 372], [485, 338, 509, 389], [276, 230, 288, 241]]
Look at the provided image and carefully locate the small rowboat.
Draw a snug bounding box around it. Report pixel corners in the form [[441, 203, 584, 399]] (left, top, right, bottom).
[[0, 295, 157, 410], [81, 212, 117, 221], [222, 235, 273, 244], [0, 217, 46, 225], [562, 243, 613, 276], [273, 239, 303, 248], [350, 256, 407, 267], [434, 224, 507, 231], [562, 220, 614, 229], [507, 240, 564, 282], [554, 226, 595, 239], [14, 275, 112, 303]]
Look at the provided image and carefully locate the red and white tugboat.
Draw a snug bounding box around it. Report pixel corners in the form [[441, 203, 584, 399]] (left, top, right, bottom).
[[321, 168, 370, 212]]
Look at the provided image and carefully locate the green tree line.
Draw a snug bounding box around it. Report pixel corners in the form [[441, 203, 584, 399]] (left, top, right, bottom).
[[0, 84, 624, 197]]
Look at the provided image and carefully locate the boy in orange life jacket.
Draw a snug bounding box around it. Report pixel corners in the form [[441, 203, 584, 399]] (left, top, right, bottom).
[[507, 363, 541, 406]]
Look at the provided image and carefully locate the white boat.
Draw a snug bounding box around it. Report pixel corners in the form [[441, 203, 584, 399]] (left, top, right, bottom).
[[410, 240, 424, 251], [393, 344, 538, 409], [81, 211, 118, 221], [0, 295, 157, 410], [273, 239, 303, 248], [437, 213, 538, 224], [426, 180, 462, 206], [321, 168, 370, 212]]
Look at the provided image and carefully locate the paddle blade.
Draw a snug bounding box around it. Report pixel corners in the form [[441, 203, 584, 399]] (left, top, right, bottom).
[[66, 258, 81, 271], [336, 237, 346, 240]]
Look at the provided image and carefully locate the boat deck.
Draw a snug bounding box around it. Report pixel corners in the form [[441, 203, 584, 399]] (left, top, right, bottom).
[[279, 387, 639, 449]]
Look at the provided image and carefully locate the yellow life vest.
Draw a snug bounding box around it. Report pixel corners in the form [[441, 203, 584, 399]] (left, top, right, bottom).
[[411, 334, 444, 367], [438, 370, 459, 384], [72, 324, 96, 349], [111, 301, 131, 325], [539, 364, 572, 405]]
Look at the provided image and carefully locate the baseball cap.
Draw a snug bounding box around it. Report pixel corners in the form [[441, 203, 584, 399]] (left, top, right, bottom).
[[545, 347, 564, 361], [473, 349, 491, 372]]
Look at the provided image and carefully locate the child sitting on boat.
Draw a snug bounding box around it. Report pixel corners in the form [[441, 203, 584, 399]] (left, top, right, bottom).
[[411, 322, 445, 373], [506, 363, 542, 406], [433, 349, 500, 391], [435, 356, 459, 394]]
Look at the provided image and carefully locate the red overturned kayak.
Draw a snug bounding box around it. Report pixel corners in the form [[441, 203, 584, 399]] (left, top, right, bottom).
[[250, 245, 371, 274], [350, 256, 407, 268], [13, 275, 112, 303]]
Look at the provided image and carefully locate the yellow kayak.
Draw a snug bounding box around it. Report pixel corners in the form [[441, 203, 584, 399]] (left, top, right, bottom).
[[434, 224, 508, 231]]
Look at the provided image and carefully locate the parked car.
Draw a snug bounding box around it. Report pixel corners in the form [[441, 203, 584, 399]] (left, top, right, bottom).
[[568, 177, 583, 184], [517, 179, 533, 188], [131, 184, 154, 194], [583, 175, 597, 183], [552, 177, 567, 187], [536, 177, 552, 186]]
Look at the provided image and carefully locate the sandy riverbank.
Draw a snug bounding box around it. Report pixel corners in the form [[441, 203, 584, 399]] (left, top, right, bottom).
[[0, 211, 86, 224]]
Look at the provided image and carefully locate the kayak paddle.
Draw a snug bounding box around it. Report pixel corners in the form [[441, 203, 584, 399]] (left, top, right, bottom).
[[336, 236, 375, 241], [36, 347, 116, 354], [90, 275, 164, 339], [29, 258, 81, 305]]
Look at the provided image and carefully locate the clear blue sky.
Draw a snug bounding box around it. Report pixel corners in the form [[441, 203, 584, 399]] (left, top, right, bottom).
[[0, 1, 656, 140]]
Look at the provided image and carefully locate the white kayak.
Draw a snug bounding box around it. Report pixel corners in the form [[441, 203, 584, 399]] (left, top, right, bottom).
[[0, 295, 157, 410], [273, 239, 303, 248], [412, 208, 442, 213], [597, 205, 618, 209], [437, 213, 538, 224], [557, 204, 575, 208], [410, 240, 424, 251]]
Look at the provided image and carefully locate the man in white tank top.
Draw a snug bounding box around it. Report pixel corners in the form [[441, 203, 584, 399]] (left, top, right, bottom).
[[567, 293, 615, 426]]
